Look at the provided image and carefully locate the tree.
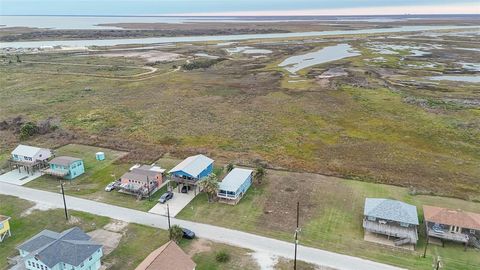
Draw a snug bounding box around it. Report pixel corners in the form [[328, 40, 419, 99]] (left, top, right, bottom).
[[198, 173, 219, 203], [169, 225, 183, 243], [226, 163, 234, 173], [254, 166, 267, 184]]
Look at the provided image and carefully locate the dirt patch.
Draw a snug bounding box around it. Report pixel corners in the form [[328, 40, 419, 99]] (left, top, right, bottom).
[[103, 220, 129, 233], [88, 229, 123, 256], [20, 202, 56, 217], [97, 50, 182, 63], [186, 238, 212, 256]]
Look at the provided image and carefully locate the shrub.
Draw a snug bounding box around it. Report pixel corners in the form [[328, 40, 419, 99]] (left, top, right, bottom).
[[20, 122, 39, 139], [215, 250, 230, 263], [182, 58, 226, 70]]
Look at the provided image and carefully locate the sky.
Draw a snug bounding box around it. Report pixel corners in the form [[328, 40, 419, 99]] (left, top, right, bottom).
[[0, 0, 479, 16]]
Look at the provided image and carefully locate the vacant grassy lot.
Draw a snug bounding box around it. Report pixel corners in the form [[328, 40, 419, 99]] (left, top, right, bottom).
[[24, 144, 168, 211], [177, 169, 480, 270]]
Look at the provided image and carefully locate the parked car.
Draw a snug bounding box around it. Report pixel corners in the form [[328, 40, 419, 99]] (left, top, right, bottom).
[[182, 228, 195, 239], [158, 191, 174, 204], [105, 182, 117, 192]]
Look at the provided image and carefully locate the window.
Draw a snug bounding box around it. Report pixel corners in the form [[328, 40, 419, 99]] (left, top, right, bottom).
[[28, 261, 31, 266], [471, 229, 476, 234]]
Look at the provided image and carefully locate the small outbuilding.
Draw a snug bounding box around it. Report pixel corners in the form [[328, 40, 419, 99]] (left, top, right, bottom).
[[0, 215, 11, 242], [217, 168, 253, 205], [363, 198, 419, 247], [169, 154, 214, 195], [96, 152, 105, 161], [44, 156, 85, 180]]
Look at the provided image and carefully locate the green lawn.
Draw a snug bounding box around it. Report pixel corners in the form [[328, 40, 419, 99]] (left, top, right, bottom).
[[0, 195, 110, 269], [24, 144, 167, 211], [177, 169, 480, 270], [1, 195, 312, 270]]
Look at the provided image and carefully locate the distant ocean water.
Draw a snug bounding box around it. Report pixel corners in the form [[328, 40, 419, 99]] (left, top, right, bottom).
[[0, 14, 479, 30]]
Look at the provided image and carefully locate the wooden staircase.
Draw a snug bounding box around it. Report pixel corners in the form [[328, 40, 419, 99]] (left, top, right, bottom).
[[469, 234, 480, 249], [394, 237, 411, 246]]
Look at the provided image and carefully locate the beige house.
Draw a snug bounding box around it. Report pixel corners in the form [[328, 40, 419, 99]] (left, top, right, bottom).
[[424, 205, 480, 249], [135, 241, 196, 270]]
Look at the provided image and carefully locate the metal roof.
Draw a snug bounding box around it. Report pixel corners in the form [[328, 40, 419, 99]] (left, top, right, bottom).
[[219, 168, 253, 192], [364, 198, 419, 225], [168, 154, 214, 178], [49, 156, 82, 167], [11, 144, 44, 157], [17, 227, 102, 268]]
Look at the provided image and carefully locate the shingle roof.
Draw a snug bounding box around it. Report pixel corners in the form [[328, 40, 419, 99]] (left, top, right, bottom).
[[364, 198, 419, 225], [49, 156, 82, 167], [168, 154, 214, 178], [11, 145, 43, 157], [423, 205, 480, 230], [135, 241, 196, 270], [17, 227, 102, 268], [219, 168, 253, 192]]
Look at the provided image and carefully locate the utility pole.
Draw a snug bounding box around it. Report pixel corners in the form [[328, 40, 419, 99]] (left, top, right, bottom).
[[61, 182, 68, 221], [423, 234, 429, 258], [167, 204, 172, 240], [294, 201, 300, 270]]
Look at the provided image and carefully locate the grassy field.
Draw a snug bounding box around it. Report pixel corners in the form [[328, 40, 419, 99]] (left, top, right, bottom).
[[1, 31, 479, 200], [24, 144, 167, 211], [177, 169, 480, 270]]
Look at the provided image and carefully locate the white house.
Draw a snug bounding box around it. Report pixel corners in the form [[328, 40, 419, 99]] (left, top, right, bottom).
[[11, 144, 52, 163], [10, 144, 52, 174]]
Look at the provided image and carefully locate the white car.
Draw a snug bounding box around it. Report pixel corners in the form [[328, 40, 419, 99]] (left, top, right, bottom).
[[105, 182, 116, 192]]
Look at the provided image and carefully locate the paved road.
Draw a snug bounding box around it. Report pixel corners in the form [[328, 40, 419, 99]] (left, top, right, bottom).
[[0, 182, 404, 270]]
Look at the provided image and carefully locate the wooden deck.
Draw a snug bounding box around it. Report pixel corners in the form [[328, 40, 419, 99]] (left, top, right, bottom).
[[363, 220, 418, 243], [217, 193, 242, 205], [427, 229, 469, 243]]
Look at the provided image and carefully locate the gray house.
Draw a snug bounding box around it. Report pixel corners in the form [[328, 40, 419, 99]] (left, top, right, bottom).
[[17, 227, 103, 270], [363, 198, 419, 246]]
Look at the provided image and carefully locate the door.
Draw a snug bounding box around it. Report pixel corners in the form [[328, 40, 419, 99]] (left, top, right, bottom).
[[450, 225, 461, 233]]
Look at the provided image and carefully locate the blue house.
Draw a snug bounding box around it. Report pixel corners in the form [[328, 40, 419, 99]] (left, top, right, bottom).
[[169, 154, 214, 194], [217, 168, 253, 205], [17, 227, 103, 270], [44, 156, 85, 180]]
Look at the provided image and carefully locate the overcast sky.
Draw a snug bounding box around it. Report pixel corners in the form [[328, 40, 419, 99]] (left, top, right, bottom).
[[1, 0, 479, 16]]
